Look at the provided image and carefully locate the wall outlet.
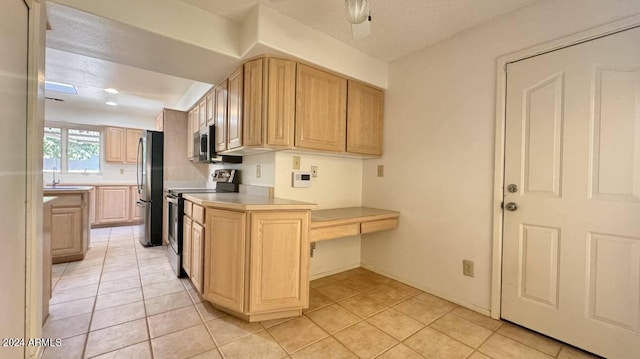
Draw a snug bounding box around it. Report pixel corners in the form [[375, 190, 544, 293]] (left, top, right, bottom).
[[377, 165, 384, 177], [256, 164, 261, 178], [463, 260, 475, 277], [120, 168, 124, 175], [292, 156, 301, 170], [311, 166, 318, 177]]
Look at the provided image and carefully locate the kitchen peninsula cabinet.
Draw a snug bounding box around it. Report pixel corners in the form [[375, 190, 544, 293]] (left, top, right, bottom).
[[105, 126, 143, 163], [183, 193, 315, 322], [43, 188, 91, 263], [204, 208, 310, 321], [295, 64, 347, 152]]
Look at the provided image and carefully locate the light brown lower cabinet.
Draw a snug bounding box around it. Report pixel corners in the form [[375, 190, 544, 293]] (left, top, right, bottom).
[[182, 216, 192, 277], [191, 222, 204, 293], [42, 199, 54, 324], [96, 186, 130, 224], [46, 192, 90, 264], [93, 185, 143, 227], [183, 202, 205, 292], [202, 208, 310, 322]]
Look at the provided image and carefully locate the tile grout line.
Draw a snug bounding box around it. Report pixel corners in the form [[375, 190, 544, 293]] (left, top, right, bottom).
[[81, 227, 111, 359], [134, 231, 156, 359]]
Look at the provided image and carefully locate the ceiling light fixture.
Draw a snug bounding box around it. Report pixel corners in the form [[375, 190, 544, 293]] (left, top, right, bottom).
[[345, 0, 369, 24], [105, 101, 118, 106], [104, 87, 119, 94]]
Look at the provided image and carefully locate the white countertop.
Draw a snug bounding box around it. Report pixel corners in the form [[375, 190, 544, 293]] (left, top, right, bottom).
[[43, 186, 93, 193], [183, 193, 317, 211]]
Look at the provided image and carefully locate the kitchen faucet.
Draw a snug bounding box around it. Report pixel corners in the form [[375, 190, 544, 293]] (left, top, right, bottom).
[[52, 166, 60, 187]]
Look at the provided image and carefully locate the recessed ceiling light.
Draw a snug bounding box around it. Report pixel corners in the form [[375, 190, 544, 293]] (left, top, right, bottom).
[[45, 81, 78, 95], [104, 88, 119, 94], [105, 101, 118, 106]]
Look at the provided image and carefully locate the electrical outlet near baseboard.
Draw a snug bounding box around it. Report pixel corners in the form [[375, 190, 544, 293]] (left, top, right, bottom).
[[256, 164, 261, 178], [463, 259, 474, 277]]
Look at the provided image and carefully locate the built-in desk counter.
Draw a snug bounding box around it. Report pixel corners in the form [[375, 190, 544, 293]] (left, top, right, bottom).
[[310, 207, 400, 242]]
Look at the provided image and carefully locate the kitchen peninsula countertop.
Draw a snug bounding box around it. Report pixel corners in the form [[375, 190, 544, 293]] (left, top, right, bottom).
[[43, 196, 58, 204], [182, 193, 317, 211]]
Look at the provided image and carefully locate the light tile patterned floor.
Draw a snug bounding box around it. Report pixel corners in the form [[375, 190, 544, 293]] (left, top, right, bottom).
[[43, 226, 602, 359]]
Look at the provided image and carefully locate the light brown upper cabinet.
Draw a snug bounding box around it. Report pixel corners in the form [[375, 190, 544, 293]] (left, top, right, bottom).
[[186, 109, 194, 159], [295, 64, 347, 152], [187, 56, 383, 157], [105, 127, 125, 162], [242, 59, 264, 148], [227, 67, 243, 150], [346, 81, 384, 156], [215, 80, 228, 153], [125, 128, 143, 163], [198, 99, 206, 132], [105, 126, 142, 163], [206, 91, 214, 126], [192, 105, 200, 137], [155, 111, 164, 131], [242, 58, 297, 149]]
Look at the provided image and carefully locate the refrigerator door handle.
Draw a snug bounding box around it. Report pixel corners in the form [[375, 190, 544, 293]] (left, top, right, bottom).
[[136, 137, 143, 194]]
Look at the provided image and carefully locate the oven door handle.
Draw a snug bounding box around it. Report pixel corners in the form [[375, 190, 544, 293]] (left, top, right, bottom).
[[166, 196, 179, 205]]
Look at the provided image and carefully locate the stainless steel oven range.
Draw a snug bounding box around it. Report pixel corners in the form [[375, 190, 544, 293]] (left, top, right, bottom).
[[165, 169, 239, 277]]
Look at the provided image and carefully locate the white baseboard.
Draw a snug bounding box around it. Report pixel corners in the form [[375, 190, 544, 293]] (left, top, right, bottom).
[[309, 263, 360, 280]]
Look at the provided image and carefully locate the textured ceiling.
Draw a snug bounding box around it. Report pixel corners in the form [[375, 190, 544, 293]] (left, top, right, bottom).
[[45, 48, 207, 117], [45, 0, 542, 120], [182, 0, 542, 61]]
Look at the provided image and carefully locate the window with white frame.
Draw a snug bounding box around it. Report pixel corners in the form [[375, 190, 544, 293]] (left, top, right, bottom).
[[44, 124, 101, 173]]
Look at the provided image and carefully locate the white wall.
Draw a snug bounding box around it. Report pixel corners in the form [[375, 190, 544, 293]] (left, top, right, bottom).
[[274, 152, 363, 278], [45, 102, 156, 184], [361, 0, 640, 313], [238, 152, 276, 187], [254, 5, 388, 88]]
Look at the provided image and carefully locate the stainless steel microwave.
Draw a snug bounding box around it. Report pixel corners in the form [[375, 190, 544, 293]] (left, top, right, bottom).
[[194, 125, 213, 162]]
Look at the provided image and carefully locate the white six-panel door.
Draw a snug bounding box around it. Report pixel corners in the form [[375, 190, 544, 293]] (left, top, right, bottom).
[[502, 26, 640, 359]]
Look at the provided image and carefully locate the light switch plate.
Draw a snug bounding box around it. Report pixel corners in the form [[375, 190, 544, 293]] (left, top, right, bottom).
[[292, 156, 301, 170], [377, 165, 384, 177]]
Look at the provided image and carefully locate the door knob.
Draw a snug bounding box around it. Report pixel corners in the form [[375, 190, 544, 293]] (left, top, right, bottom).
[[505, 202, 518, 211]]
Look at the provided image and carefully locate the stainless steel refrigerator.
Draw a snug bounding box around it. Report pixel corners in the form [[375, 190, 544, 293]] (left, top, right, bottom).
[[136, 130, 164, 247]]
